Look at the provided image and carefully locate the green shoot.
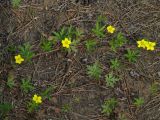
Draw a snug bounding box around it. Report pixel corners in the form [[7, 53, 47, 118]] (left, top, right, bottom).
[[19, 43, 35, 62], [105, 73, 119, 87], [41, 86, 56, 100], [41, 39, 53, 52], [53, 26, 66, 41], [109, 32, 127, 51], [11, 0, 21, 8], [0, 103, 13, 116], [102, 98, 118, 116], [124, 49, 139, 63], [7, 44, 17, 53], [61, 104, 71, 113], [110, 58, 120, 70], [21, 79, 34, 93], [92, 16, 106, 38], [67, 25, 75, 39], [74, 28, 83, 39], [85, 40, 97, 52], [87, 62, 102, 80], [53, 26, 82, 41], [74, 97, 80, 103], [69, 39, 80, 53], [133, 97, 144, 107], [27, 101, 39, 113], [149, 83, 159, 95]]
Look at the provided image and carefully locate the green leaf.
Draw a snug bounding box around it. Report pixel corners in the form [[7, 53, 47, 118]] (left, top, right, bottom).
[[11, 0, 21, 8], [87, 62, 102, 80], [85, 40, 97, 52], [133, 97, 144, 107], [102, 98, 118, 116], [19, 43, 35, 62], [0, 103, 13, 115], [109, 32, 127, 52], [92, 16, 106, 38], [41, 86, 56, 100], [105, 73, 119, 87], [124, 49, 139, 63], [110, 58, 121, 70], [21, 78, 34, 93], [41, 39, 53, 52]]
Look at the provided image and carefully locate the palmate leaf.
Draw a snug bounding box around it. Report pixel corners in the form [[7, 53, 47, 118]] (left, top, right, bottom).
[[53, 27, 67, 41], [41, 39, 53, 52], [87, 62, 102, 80], [27, 101, 38, 113], [109, 32, 127, 52], [92, 16, 106, 38], [85, 40, 97, 52], [19, 43, 35, 61], [67, 25, 74, 38], [105, 73, 119, 87], [102, 98, 118, 116], [133, 97, 144, 107], [116, 32, 127, 46], [21, 79, 34, 93], [124, 49, 139, 62], [53, 32, 63, 41], [110, 58, 120, 69], [70, 39, 80, 52]]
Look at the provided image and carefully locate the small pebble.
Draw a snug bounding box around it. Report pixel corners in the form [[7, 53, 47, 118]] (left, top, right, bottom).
[[130, 70, 140, 77], [80, 57, 88, 64]]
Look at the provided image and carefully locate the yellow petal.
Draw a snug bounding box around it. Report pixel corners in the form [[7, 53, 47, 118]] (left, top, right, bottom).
[[21, 58, 24, 61], [65, 45, 69, 48], [37, 97, 42, 103], [65, 38, 69, 41], [17, 55, 21, 58], [33, 94, 38, 101], [68, 40, 71, 44], [16, 61, 21, 64], [15, 56, 18, 59], [151, 42, 156, 46], [61, 38, 71, 48], [107, 25, 115, 33]]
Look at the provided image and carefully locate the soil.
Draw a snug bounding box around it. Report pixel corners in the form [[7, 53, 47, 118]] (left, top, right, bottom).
[[0, 0, 160, 120]]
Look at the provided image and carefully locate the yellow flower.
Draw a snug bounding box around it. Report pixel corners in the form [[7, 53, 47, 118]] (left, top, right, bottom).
[[137, 39, 156, 51], [146, 41, 156, 51], [32, 94, 42, 104], [61, 38, 71, 48], [15, 54, 24, 64], [107, 25, 116, 34], [137, 39, 148, 48]]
